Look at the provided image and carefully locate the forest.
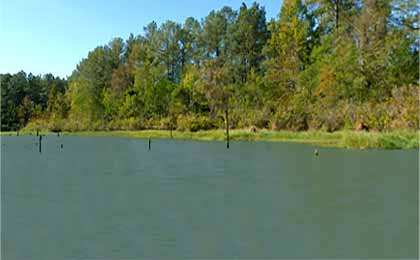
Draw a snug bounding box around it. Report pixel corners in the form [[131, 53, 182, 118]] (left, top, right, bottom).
[[1, 0, 419, 133]]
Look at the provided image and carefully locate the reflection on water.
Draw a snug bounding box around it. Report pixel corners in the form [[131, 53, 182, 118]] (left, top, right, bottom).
[[1, 135, 418, 259]]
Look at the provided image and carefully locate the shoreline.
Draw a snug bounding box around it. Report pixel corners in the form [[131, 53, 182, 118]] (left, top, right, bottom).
[[1, 129, 418, 150]]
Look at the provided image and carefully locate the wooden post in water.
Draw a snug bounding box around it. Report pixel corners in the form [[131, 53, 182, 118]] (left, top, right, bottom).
[[170, 121, 173, 139], [148, 138, 151, 151], [39, 135, 42, 153], [225, 97, 230, 149]]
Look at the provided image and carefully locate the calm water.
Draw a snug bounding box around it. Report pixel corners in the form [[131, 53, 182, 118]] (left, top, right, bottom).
[[1, 135, 418, 259]]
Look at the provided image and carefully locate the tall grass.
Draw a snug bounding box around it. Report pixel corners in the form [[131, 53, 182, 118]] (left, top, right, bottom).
[[53, 129, 418, 149], [3, 128, 418, 149]]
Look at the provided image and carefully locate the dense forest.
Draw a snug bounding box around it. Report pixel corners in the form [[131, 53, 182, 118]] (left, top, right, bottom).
[[1, 0, 419, 132]]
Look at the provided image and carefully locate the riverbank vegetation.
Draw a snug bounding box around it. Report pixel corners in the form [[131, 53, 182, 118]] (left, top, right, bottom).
[[68, 130, 420, 149], [2, 130, 418, 149], [1, 1, 419, 137]]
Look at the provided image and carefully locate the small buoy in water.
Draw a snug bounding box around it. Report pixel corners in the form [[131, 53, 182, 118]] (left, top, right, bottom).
[[314, 149, 319, 156]]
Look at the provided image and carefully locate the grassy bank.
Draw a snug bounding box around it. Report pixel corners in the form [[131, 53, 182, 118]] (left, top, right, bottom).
[[3, 129, 418, 149]]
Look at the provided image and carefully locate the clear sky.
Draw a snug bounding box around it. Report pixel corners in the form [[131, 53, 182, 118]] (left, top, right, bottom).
[[0, 0, 282, 78]]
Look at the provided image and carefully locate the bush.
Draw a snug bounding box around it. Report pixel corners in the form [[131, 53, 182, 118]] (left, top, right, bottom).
[[158, 117, 172, 130], [107, 118, 142, 130], [176, 115, 216, 132], [388, 85, 419, 130], [272, 107, 309, 131], [307, 100, 348, 132], [232, 109, 270, 129], [143, 117, 161, 130], [23, 118, 50, 132], [348, 85, 419, 131]]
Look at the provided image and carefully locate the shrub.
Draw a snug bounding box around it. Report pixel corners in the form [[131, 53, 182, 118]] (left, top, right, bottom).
[[23, 118, 50, 132], [389, 85, 419, 130], [158, 117, 172, 130], [233, 109, 270, 129], [176, 115, 216, 132], [111, 118, 142, 130], [143, 117, 161, 130]]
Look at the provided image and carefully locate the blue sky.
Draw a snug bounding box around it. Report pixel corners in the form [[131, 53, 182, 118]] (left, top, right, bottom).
[[0, 0, 282, 78]]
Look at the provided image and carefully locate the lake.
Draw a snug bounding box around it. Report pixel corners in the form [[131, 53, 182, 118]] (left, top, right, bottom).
[[1, 135, 418, 259]]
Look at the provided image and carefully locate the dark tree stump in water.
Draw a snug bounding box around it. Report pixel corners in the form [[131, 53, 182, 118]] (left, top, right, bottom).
[[39, 135, 42, 153]]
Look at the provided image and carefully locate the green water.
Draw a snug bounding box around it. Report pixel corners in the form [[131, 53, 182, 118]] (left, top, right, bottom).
[[1, 135, 418, 259]]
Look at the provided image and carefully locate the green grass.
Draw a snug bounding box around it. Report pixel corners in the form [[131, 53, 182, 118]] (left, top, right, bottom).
[[3, 129, 417, 149]]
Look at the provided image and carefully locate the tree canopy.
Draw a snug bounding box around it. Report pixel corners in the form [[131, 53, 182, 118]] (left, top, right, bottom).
[[1, 1, 418, 132]]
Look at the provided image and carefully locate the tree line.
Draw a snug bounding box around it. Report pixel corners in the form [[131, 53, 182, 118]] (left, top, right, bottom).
[[1, 0, 418, 132]]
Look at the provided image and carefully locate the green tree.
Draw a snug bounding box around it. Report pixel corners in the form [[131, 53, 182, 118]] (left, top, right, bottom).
[[181, 17, 204, 67], [67, 46, 113, 128], [264, 0, 311, 97], [231, 2, 268, 82], [201, 7, 237, 59]]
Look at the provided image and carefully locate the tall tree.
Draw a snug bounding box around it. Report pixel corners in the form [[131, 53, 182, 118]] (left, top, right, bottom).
[[201, 6, 237, 59], [67, 46, 113, 127], [181, 17, 204, 67], [264, 0, 311, 96], [231, 2, 269, 82]]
